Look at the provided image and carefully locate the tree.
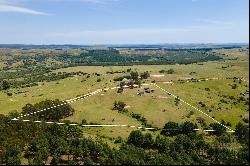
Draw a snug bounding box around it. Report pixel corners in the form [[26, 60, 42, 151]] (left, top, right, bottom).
[[174, 134, 195, 152], [154, 135, 172, 153], [161, 121, 180, 136], [140, 71, 150, 79], [113, 101, 127, 112], [231, 84, 237, 89], [21, 99, 75, 121], [114, 136, 123, 144], [2, 80, 10, 90], [128, 130, 144, 147], [235, 122, 249, 145], [209, 123, 226, 136], [130, 71, 139, 81], [4, 144, 21, 165], [134, 79, 141, 87], [167, 69, 174, 74], [237, 146, 249, 165], [50, 137, 69, 165], [143, 133, 154, 148], [180, 121, 198, 135], [26, 137, 50, 165], [82, 119, 88, 125]]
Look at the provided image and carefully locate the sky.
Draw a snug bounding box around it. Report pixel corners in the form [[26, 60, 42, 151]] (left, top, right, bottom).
[[0, 0, 248, 44]]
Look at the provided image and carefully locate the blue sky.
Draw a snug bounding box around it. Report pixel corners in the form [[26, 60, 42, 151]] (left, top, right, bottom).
[[0, 0, 248, 44]]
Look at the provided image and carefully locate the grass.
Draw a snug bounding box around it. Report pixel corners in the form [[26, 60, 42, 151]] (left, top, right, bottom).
[[0, 75, 117, 114], [0, 61, 6, 69], [156, 79, 249, 129], [0, 48, 248, 138]]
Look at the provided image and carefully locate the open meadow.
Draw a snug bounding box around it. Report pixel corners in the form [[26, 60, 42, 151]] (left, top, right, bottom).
[[0, 48, 248, 140]]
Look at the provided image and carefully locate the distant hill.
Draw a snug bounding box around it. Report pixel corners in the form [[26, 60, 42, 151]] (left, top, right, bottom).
[[0, 43, 248, 49]]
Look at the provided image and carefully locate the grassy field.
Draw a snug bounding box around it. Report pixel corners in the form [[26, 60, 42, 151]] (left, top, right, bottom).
[[156, 79, 248, 128], [0, 48, 248, 140]]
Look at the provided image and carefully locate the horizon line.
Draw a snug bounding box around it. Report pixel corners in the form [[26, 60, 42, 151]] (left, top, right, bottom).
[[0, 43, 249, 46]]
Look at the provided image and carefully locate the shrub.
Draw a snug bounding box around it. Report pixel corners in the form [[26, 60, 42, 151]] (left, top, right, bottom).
[[167, 69, 174, 74], [114, 136, 123, 144], [6, 92, 12, 96], [113, 101, 127, 112]]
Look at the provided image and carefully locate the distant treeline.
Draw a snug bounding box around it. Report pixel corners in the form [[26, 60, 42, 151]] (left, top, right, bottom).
[[56, 49, 222, 66]]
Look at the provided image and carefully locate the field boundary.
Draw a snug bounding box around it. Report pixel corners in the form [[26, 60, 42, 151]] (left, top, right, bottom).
[[11, 118, 235, 133], [11, 83, 235, 132], [153, 83, 235, 132]]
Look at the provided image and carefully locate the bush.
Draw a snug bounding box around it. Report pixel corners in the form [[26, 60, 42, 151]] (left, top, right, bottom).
[[140, 71, 150, 79], [113, 101, 127, 112], [242, 118, 249, 123], [205, 88, 210, 91], [115, 136, 123, 144], [186, 111, 194, 118], [209, 123, 226, 136], [167, 69, 174, 74], [81, 119, 88, 125], [196, 117, 207, 127], [231, 84, 237, 89], [226, 122, 232, 127], [127, 130, 144, 147], [180, 121, 198, 135], [161, 121, 179, 136], [1, 80, 10, 90], [6, 92, 12, 96]]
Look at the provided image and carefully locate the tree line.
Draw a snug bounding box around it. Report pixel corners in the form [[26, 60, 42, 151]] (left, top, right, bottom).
[[0, 98, 248, 165]]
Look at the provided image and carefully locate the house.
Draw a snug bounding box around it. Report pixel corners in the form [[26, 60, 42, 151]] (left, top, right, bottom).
[[122, 78, 130, 84]]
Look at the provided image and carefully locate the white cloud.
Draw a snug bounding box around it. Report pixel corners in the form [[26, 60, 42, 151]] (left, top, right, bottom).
[[196, 19, 233, 25], [0, 4, 52, 15]]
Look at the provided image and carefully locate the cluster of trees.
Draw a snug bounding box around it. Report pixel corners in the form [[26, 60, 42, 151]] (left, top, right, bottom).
[[112, 100, 153, 128], [1, 48, 223, 92], [18, 99, 75, 121], [159, 68, 175, 74], [130, 112, 152, 128], [113, 101, 127, 113], [113, 71, 140, 81], [1, 64, 89, 89], [161, 121, 198, 136], [0, 112, 248, 165], [113, 70, 150, 88], [14, 71, 88, 89], [56, 49, 222, 66], [161, 121, 233, 137], [0, 80, 10, 90], [140, 71, 150, 79]]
